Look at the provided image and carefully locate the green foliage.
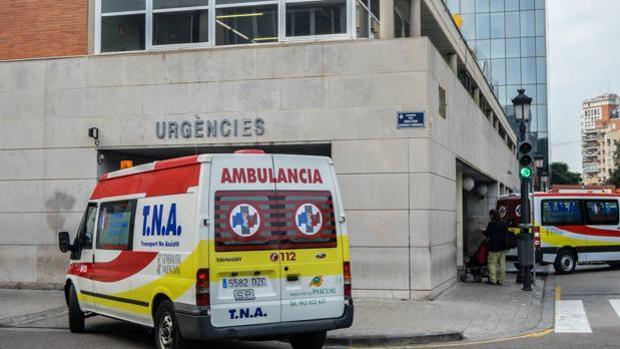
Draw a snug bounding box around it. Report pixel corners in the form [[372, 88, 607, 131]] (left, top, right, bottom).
[[550, 162, 581, 185]]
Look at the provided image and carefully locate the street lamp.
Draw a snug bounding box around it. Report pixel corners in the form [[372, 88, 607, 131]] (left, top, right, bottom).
[[534, 153, 544, 191], [512, 88, 534, 292]]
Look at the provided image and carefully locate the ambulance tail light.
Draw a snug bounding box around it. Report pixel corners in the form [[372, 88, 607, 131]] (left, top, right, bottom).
[[533, 226, 541, 248], [343, 261, 352, 298], [196, 269, 210, 306]]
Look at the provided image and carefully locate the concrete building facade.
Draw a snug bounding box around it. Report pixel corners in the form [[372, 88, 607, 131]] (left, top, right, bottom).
[[0, 0, 518, 299]]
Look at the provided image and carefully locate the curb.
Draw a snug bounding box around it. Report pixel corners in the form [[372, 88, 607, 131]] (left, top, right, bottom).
[[0, 307, 67, 327], [326, 332, 464, 347]]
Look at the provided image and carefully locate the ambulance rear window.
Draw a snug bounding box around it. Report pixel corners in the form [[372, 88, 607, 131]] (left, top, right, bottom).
[[214, 190, 337, 251]]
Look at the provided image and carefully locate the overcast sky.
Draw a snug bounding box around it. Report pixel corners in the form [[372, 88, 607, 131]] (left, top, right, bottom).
[[548, 0, 620, 172]]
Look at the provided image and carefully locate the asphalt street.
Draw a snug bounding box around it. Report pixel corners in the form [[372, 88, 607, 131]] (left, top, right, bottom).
[[1, 265, 619, 349]]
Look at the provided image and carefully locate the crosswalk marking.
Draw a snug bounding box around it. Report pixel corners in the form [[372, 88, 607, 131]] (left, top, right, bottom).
[[610, 299, 620, 319], [555, 300, 592, 333]]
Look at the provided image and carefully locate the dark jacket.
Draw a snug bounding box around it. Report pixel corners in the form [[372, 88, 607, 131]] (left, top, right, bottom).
[[484, 220, 508, 252]]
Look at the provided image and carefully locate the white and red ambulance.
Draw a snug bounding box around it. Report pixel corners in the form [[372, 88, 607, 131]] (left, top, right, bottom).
[[58, 150, 353, 349]]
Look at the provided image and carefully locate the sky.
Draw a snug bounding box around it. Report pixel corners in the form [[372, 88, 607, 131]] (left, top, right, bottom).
[[548, 0, 620, 173]]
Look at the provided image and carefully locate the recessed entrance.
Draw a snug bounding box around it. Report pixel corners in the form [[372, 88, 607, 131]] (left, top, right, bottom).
[[97, 143, 331, 177]]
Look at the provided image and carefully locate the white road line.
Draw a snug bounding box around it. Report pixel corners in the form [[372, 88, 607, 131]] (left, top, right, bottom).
[[610, 299, 620, 319], [555, 300, 592, 333]]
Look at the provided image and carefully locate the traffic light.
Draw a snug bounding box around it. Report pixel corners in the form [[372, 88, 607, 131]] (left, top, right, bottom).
[[518, 141, 534, 180]]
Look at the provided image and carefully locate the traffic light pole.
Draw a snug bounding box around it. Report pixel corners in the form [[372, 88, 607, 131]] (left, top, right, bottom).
[[518, 122, 534, 292]]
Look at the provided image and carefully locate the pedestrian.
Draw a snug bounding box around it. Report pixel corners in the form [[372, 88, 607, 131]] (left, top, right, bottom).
[[483, 209, 509, 285]]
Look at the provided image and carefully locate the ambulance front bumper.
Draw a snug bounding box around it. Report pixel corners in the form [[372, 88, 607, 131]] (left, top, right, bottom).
[[175, 301, 354, 341]]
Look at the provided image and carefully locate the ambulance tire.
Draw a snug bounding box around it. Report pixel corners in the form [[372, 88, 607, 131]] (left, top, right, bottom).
[[289, 331, 327, 349], [68, 284, 85, 333], [554, 249, 577, 274], [154, 300, 185, 349]]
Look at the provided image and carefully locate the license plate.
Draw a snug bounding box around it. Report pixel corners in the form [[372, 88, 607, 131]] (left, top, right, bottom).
[[222, 277, 268, 289], [234, 289, 256, 301]]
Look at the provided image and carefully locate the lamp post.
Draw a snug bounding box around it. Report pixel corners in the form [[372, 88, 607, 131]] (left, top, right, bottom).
[[512, 88, 534, 291], [534, 153, 544, 191]]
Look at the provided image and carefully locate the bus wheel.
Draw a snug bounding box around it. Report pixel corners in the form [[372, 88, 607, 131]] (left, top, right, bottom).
[[554, 250, 577, 274], [68, 284, 85, 333], [290, 331, 327, 349], [154, 300, 184, 349]]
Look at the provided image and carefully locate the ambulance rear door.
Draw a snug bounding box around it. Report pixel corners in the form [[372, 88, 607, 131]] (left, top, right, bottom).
[[208, 154, 281, 327], [273, 155, 345, 322]]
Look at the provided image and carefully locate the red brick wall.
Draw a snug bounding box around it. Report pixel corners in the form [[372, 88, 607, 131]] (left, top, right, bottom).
[[0, 1, 88, 60]]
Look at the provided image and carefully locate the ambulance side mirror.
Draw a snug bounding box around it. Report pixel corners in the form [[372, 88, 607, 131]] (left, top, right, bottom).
[[58, 232, 72, 253]]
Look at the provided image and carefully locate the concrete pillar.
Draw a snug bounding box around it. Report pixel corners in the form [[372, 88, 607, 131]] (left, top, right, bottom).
[[456, 169, 464, 268], [380, 0, 395, 39], [409, 0, 422, 37], [448, 53, 458, 74]]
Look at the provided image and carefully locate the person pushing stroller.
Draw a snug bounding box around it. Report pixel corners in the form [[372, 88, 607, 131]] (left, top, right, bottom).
[[483, 209, 510, 285]]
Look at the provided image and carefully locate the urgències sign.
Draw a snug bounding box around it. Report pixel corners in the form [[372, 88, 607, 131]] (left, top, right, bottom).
[[156, 118, 265, 139]]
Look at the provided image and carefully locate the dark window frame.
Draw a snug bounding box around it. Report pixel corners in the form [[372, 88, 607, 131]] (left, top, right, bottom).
[[96, 200, 137, 251], [541, 199, 584, 226], [76, 203, 99, 250], [584, 199, 619, 226]]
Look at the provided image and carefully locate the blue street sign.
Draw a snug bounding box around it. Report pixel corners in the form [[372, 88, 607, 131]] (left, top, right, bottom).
[[397, 112, 425, 128]]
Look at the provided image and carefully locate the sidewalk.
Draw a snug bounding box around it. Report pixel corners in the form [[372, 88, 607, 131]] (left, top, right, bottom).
[[0, 275, 554, 346], [328, 274, 554, 346]]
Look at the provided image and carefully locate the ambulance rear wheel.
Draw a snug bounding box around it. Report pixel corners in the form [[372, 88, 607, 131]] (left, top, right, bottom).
[[554, 249, 577, 274], [68, 284, 85, 333], [290, 331, 326, 349], [154, 300, 184, 349]]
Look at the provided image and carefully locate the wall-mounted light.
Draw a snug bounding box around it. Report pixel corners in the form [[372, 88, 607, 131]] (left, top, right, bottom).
[[463, 177, 475, 192], [88, 127, 99, 147]]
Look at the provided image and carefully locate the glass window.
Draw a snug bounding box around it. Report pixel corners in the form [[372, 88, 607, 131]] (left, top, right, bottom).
[[505, 37, 519, 57], [280, 191, 337, 249], [536, 36, 546, 56], [505, 11, 519, 37], [286, 0, 347, 37], [77, 204, 98, 250], [447, 0, 460, 13], [476, 13, 490, 39], [153, 10, 209, 45], [535, 9, 545, 36], [102, 0, 146, 13], [520, 10, 535, 36], [491, 39, 505, 58], [522, 83, 536, 103], [490, 0, 503, 12], [461, 14, 476, 40], [498, 85, 507, 106], [522, 57, 536, 84], [521, 37, 535, 57], [506, 58, 521, 84], [537, 56, 547, 83], [96, 200, 136, 250], [542, 200, 584, 226], [474, 39, 490, 60], [476, 0, 489, 12], [462, 0, 476, 13], [529, 105, 538, 132], [153, 0, 209, 8], [537, 83, 547, 104], [585, 200, 619, 225], [490, 12, 504, 38], [537, 105, 547, 131], [490, 59, 506, 85], [216, 4, 278, 45], [520, 0, 534, 10], [535, 0, 545, 9], [505, 0, 519, 11], [101, 14, 146, 52]]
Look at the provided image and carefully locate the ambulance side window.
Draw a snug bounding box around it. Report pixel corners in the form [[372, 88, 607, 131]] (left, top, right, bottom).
[[96, 200, 136, 251], [77, 203, 98, 250]]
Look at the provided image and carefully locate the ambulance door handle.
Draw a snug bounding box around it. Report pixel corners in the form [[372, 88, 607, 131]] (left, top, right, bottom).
[[286, 275, 299, 282]]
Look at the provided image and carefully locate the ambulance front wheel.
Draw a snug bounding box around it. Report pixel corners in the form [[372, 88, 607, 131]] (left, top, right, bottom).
[[154, 300, 185, 349], [289, 330, 327, 349], [68, 284, 85, 333]]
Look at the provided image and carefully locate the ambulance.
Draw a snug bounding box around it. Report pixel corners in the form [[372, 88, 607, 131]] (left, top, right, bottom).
[[497, 192, 620, 274], [58, 151, 353, 349]]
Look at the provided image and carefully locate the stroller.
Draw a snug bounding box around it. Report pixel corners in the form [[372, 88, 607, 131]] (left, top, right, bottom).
[[460, 239, 489, 283]]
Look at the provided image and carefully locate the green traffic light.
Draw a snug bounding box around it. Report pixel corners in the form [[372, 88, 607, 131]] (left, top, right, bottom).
[[520, 167, 533, 179]]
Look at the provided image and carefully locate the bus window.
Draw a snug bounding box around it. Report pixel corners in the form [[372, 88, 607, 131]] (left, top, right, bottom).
[[541, 200, 583, 225], [585, 200, 619, 225]]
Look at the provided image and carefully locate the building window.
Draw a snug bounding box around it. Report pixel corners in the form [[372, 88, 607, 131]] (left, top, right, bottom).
[[96, 0, 352, 53], [439, 86, 447, 118]]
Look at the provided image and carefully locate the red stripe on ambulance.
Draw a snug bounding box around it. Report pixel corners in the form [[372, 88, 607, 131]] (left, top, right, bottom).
[[67, 251, 158, 282]]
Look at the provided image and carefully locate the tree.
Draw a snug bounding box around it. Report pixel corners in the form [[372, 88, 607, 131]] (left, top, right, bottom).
[[550, 162, 581, 185], [607, 140, 620, 187]]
